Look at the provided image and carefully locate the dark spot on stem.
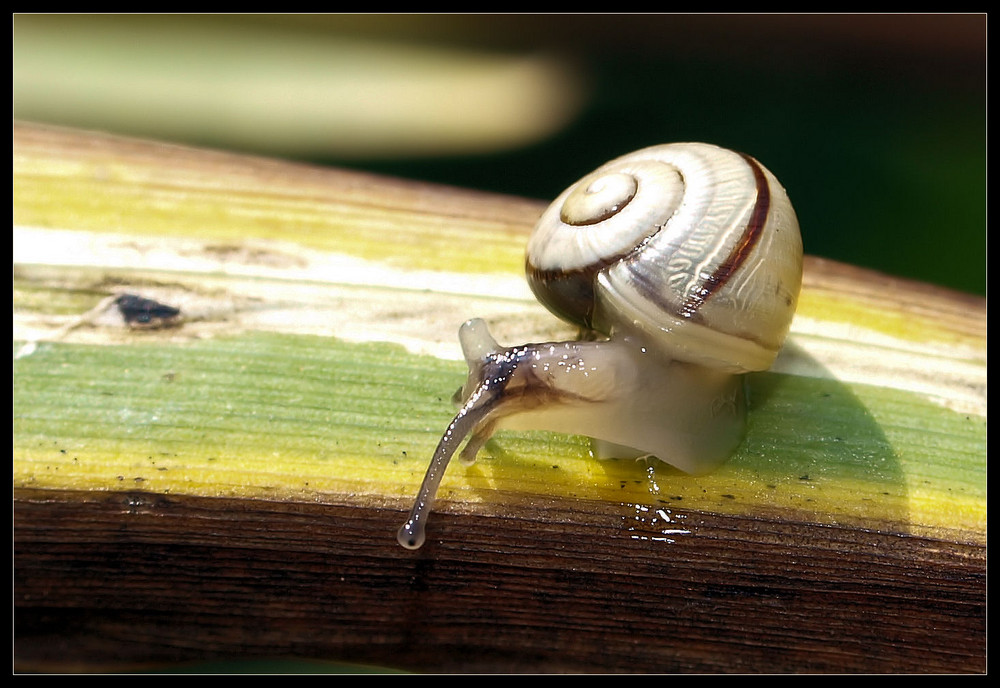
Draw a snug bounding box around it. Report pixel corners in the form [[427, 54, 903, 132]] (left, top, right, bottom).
[[115, 294, 181, 329]]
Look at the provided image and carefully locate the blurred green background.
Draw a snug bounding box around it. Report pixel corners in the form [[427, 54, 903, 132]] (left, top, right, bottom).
[[13, 14, 986, 295]]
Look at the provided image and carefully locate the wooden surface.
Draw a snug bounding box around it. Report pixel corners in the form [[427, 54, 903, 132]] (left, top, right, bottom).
[[13, 123, 986, 673], [14, 488, 984, 673]]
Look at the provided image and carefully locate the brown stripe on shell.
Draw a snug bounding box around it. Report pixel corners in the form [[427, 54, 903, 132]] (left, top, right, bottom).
[[526, 252, 615, 331], [678, 153, 770, 318], [525, 224, 658, 331]]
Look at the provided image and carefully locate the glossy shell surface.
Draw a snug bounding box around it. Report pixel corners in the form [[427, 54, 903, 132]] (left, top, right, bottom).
[[526, 142, 803, 373]]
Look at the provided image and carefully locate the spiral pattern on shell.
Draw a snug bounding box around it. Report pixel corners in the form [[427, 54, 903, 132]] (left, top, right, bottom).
[[525, 143, 803, 373]]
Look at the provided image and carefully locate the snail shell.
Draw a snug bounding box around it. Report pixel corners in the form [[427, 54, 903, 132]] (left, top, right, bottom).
[[398, 142, 803, 549], [526, 142, 802, 373]]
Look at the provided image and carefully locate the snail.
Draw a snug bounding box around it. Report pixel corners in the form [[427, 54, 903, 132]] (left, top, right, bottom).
[[397, 142, 803, 550]]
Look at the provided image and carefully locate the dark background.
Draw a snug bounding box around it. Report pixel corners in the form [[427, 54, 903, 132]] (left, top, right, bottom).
[[14, 14, 987, 296]]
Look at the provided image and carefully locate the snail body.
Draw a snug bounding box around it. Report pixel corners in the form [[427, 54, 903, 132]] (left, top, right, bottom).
[[398, 143, 803, 549]]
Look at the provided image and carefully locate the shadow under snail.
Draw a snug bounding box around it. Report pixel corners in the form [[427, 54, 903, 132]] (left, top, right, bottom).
[[398, 142, 803, 549]]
